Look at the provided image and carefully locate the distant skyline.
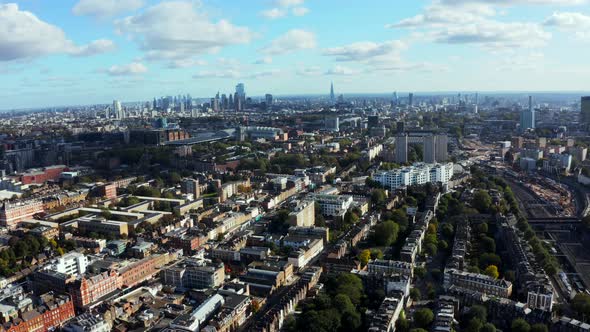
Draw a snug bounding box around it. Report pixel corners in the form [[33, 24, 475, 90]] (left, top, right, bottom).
[[1, 0, 590, 109]]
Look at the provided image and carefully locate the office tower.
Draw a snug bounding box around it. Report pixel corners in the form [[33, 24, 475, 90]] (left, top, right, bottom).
[[234, 92, 241, 112], [265, 94, 273, 108], [221, 94, 228, 110], [325, 117, 339, 132], [113, 100, 123, 119], [330, 82, 335, 104], [368, 116, 379, 128], [520, 95, 535, 131], [228, 94, 234, 109], [235, 83, 245, 111], [581, 96, 590, 125], [423, 135, 436, 163], [394, 134, 408, 163], [435, 134, 448, 162], [235, 83, 245, 97], [213, 92, 220, 112], [393, 91, 398, 105], [408, 93, 414, 107]]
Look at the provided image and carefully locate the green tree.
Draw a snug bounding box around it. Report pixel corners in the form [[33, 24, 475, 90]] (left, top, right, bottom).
[[530, 324, 548, 332], [370, 248, 384, 260], [479, 253, 501, 269], [466, 318, 483, 332], [414, 267, 427, 279], [481, 323, 497, 332], [373, 221, 400, 246], [484, 265, 500, 279], [358, 249, 371, 267], [414, 308, 434, 328], [410, 288, 421, 301], [481, 237, 496, 253], [334, 273, 364, 306], [572, 293, 590, 319], [511, 319, 531, 332], [397, 318, 410, 332], [441, 223, 454, 238], [371, 189, 387, 206], [473, 191, 492, 213]]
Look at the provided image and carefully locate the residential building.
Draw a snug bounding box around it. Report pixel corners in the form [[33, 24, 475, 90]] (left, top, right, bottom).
[[310, 194, 353, 218], [374, 162, 454, 190]]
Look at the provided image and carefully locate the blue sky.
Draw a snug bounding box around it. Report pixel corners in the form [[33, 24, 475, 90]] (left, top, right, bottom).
[[1, 0, 590, 109]]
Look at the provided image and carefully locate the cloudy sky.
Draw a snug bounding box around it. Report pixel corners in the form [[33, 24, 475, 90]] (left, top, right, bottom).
[[1, 0, 590, 109]]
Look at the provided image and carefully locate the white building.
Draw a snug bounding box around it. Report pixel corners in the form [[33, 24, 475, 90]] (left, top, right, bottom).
[[288, 239, 324, 268], [373, 163, 454, 190], [310, 194, 353, 218], [46, 251, 89, 276]]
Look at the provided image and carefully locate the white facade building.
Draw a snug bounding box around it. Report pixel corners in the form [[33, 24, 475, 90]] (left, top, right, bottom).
[[47, 251, 89, 276], [374, 163, 454, 190], [310, 194, 353, 218]]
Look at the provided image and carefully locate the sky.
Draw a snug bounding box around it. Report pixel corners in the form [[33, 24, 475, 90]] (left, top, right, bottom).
[[1, 0, 590, 109]]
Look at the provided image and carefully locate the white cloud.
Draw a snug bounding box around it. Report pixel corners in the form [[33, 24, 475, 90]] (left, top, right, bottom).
[[254, 56, 273, 64], [389, 1, 551, 49], [167, 58, 207, 69], [543, 12, 590, 41], [0, 4, 114, 61], [246, 69, 282, 78], [431, 20, 550, 48], [104, 62, 147, 76], [323, 40, 407, 61], [386, 3, 495, 28], [70, 39, 116, 56], [261, 0, 308, 19], [261, 29, 316, 55], [261, 8, 286, 19], [73, 0, 144, 18], [193, 70, 240, 79], [292, 7, 310, 16], [116, 1, 253, 61], [325, 65, 362, 76], [441, 0, 589, 5], [296, 66, 322, 76], [277, 0, 305, 6], [544, 12, 590, 28], [193, 68, 281, 79]]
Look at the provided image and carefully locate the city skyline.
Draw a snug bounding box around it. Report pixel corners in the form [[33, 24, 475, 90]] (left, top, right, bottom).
[[2, 0, 590, 109]]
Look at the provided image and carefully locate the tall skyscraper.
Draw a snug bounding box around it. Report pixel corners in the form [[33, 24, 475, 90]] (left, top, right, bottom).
[[423, 135, 436, 163], [113, 100, 123, 119], [213, 92, 220, 112], [408, 93, 414, 107], [330, 82, 335, 104], [235, 83, 245, 97], [265, 94, 273, 109], [395, 134, 408, 163], [520, 95, 535, 131], [235, 83, 245, 111], [581, 96, 590, 125]]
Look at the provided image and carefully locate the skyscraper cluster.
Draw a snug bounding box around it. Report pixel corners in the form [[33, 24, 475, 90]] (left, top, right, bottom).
[[210, 83, 247, 112], [152, 94, 192, 111]]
